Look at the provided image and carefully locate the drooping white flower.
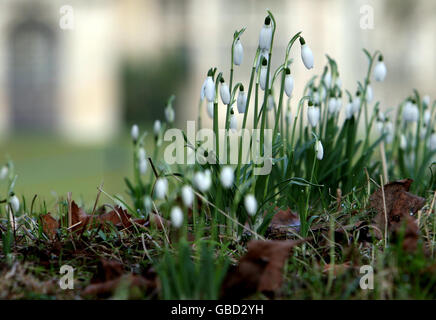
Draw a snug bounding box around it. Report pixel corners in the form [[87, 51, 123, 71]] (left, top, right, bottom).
[[194, 170, 212, 193], [139, 158, 148, 175], [352, 93, 361, 114], [259, 16, 273, 50], [244, 194, 258, 216], [300, 37, 314, 70], [206, 101, 214, 119], [9, 194, 20, 213], [200, 78, 207, 101], [422, 95, 430, 107], [233, 38, 244, 66], [324, 72, 332, 87], [374, 56, 387, 82], [165, 104, 175, 123], [366, 85, 373, 103], [181, 185, 194, 208], [205, 75, 215, 102], [237, 85, 247, 114], [400, 134, 407, 150], [284, 69, 294, 98], [315, 140, 324, 160], [259, 58, 268, 91], [155, 178, 168, 199], [229, 112, 237, 131], [267, 94, 275, 111], [328, 96, 337, 114], [220, 166, 234, 189], [143, 196, 152, 213], [429, 132, 436, 151], [138, 147, 146, 161], [345, 102, 354, 119], [153, 120, 161, 136], [220, 79, 231, 105], [0, 165, 8, 180], [424, 109, 431, 125], [384, 121, 394, 144], [170, 206, 183, 228], [307, 104, 320, 127], [402, 101, 419, 123], [131, 124, 139, 142], [378, 111, 386, 122]]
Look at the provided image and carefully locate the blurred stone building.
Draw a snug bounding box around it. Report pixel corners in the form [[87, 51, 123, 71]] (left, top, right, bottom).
[[0, 0, 434, 142]]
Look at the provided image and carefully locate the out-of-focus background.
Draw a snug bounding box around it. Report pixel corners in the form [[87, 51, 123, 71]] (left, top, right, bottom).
[[0, 0, 435, 202]]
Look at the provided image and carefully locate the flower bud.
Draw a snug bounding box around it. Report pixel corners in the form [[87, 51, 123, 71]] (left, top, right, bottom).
[[299, 37, 314, 70], [374, 55, 387, 82], [170, 206, 183, 228], [244, 194, 258, 216], [155, 178, 168, 199], [315, 140, 324, 160], [131, 124, 139, 143], [181, 185, 194, 208], [237, 85, 247, 114], [220, 166, 234, 189], [220, 79, 231, 105], [259, 16, 272, 50], [233, 38, 244, 66]]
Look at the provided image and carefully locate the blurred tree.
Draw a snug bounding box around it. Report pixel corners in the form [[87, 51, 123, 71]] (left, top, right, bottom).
[[121, 46, 189, 125]]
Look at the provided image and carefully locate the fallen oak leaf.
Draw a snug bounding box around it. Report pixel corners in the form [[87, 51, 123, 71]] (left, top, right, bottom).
[[40, 213, 59, 240], [369, 179, 425, 232], [220, 239, 303, 299]]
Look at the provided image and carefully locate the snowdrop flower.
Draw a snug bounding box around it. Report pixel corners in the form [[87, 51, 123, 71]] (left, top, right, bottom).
[[259, 16, 272, 51], [259, 57, 268, 91], [9, 194, 20, 213], [233, 38, 244, 66], [429, 131, 436, 151], [328, 94, 337, 114], [237, 85, 247, 113], [374, 55, 387, 82], [299, 37, 314, 70], [345, 102, 354, 119], [229, 110, 238, 131], [165, 104, 175, 123], [400, 134, 407, 150], [181, 185, 194, 208], [424, 109, 431, 125], [0, 165, 8, 180], [352, 92, 361, 114], [154, 178, 168, 199], [139, 158, 148, 175], [206, 101, 214, 119], [194, 170, 212, 192], [336, 94, 343, 112], [378, 111, 386, 122], [402, 101, 419, 123], [336, 77, 342, 89], [267, 94, 275, 111], [244, 194, 258, 216], [153, 120, 161, 136], [200, 78, 207, 101], [423, 95, 431, 107], [284, 68, 294, 98], [170, 206, 183, 228], [143, 196, 152, 214], [324, 72, 332, 87], [131, 124, 139, 143], [205, 71, 215, 102], [138, 147, 146, 161], [384, 121, 394, 144], [219, 78, 230, 105], [376, 120, 384, 133], [420, 125, 428, 140], [220, 166, 234, 189], [366, 84, 373, 103], [315, 140, 324, 160], [307, 102, 320, 127]]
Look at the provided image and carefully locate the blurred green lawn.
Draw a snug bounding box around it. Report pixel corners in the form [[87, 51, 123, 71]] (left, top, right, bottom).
[[0, 134, 133, 205]]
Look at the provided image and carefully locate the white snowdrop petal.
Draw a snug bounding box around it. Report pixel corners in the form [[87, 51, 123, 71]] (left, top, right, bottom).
[[205, 76, 215, 102], [0, 166, 8, 180], [301, 44, 314, 70], [374, 62, 387, 82], [131, 124, 139, 142], [285, 75, 294, 97], [207, 101, 214, 119], [181, 185, 194, 207], [220, 166, 234, 189], [237, 91, 247, 114], [155, 178, 168, 199], [220, 83, 231, 105], [170, 206, 184, 228], [153, 120, 161, 136], [244, 194, 258, 216], [233, 40, 244, 66], [315, 140, 324, 160]]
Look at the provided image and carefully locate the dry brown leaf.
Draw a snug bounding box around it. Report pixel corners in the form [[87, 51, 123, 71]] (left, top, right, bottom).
[[221, 240, 302, 299], [266, 207, 300, 239], [40, 213, 59, 240], [369, 179, 425, 232]]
